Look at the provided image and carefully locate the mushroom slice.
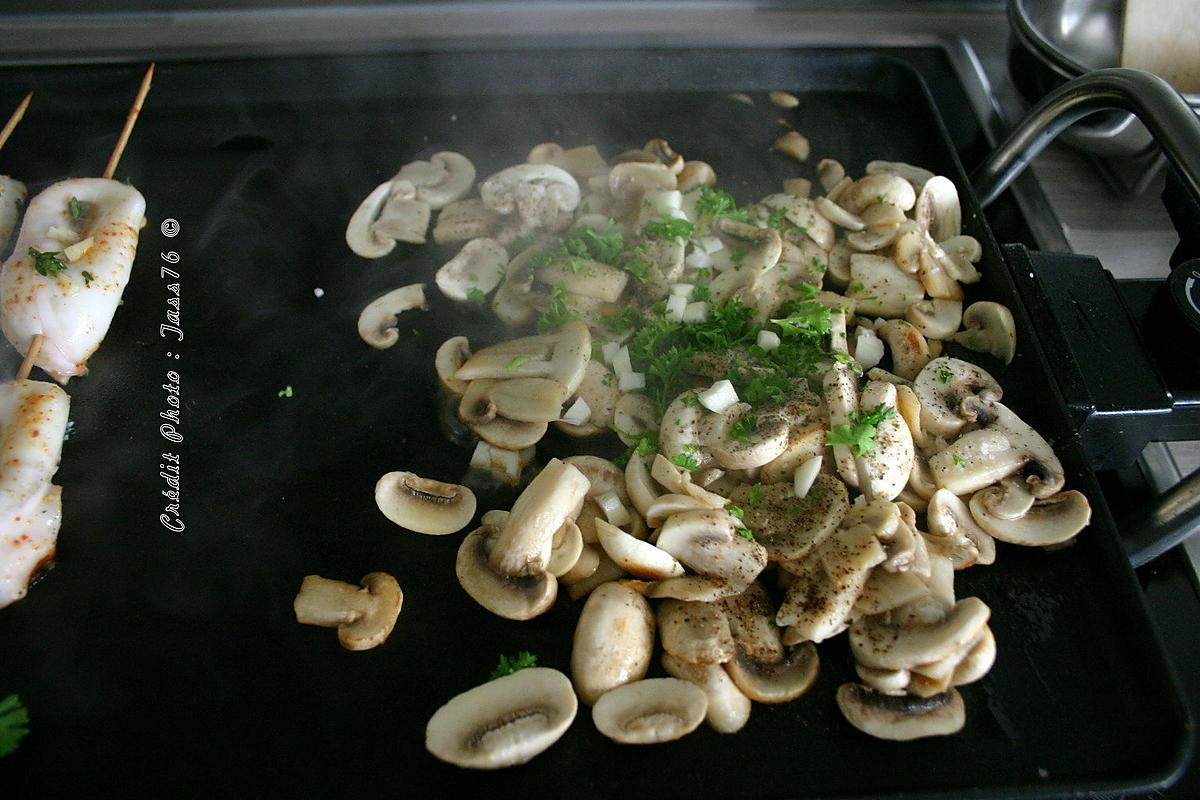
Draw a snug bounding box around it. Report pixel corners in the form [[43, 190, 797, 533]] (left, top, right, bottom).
[[855, 381, 916, 501], [432, 198, 500, 244], [725, 641, 819, 704], [592, 678, 707, 744], [488, 378, 568, 423], [836, 684, 965, 741], [913, 356, 1002, 439], [970, 488, 1091, 547], [549, 320, 592, 397], [398, 151, 476, 210], [677, 160, 717, 192], [595, 519, 683, 580], [854, 567, 930, 616], [528, 143, 609, 178], [722, 582, 785, 663], [370, 183, 432, 245], [759, 422, 827, 485], [608, 161, 677, 201], [560, 543, 602, 585], [729, 475, 848, 562], [927, 489, 995, 567], [480, 163, 581, 226], [571, 581, 655, 705], [661, 653, 751, 734], [849, 597, 991, 671], [777, 552, 868, 644], [780, 196, 835, 250], [345, 181, 396, 257], [865, 160, 935, 190], [847, 254, 924, 318], [856, 664, 912, 694], [876, 320, 931, 382], [642, 575, 737, 603], [491, 458, 591, 576], [989, 402, 1066, 498], [425, 667, 576, 769], [375, 471, 477, 535], [557, 361, 619, 437], [906, 299, 962, 340], [951, 626, 997, 686], [535, 258, 629, 303], [838, 173, 917, 215], [436, 238, 508, 302], [566, 548, 628, 601], [472, 415, 549, 451], [613, 393, 657, 447], [625, 452, 661, 519], [702, 401, 790, 470], [953, 301, 1017, 365], [656, 509, 768, 591], [435, 336, 472, 395], [815, 196, 865, 231], [293, 572, 403, 651], [649, 455, 728, 510], [357, 283, 428, 349], [645, 494, 711, 528], [456, 526, 558, 620], [657, 599, 736, 665], [772, 131, 810, 162], [914, 175, 961, 242], [547, 520, 585, 578]]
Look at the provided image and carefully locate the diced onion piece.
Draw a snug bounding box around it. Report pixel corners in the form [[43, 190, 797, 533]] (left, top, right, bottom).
[[685, 248, 712, 269], [613, 345, 633, 377], [794, 455, 823, 498], [682, 302, 709, 323], [670, 283, 694, 297], [665, 293, 688, 322], [699, 379, 739, 413], [63, 236, 94, 262], [596, 490, 633, 528], [649, 189, 683, 215], [470, 440, 492, 469], [853, 327, 884, 370], [757, 330, 781, 352], [619, 372, 646, 392], [602, 341, 621, 365], [47, 225, 76, 244], [491, 446, 521, 481], [560, 397, 592, 426], [668, 208, 690, 221], [696, 235, 723, 254]]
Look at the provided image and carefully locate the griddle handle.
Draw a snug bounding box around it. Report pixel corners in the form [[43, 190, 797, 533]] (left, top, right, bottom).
[[971, 68, 1200, 208], [1123, 465, 1200, 569]]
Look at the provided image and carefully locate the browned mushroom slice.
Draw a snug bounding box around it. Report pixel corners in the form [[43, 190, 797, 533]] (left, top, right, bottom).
[[836, 684, 965, 741], [849, 597, 991, 671], [730, 473, 849, 563], [293, 572, 403, 651], [571, 581, 655, 705], [721, 582, 819, 703], [456, 526, 558, 621]]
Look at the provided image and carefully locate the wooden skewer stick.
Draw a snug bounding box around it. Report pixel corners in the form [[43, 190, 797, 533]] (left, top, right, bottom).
[[0, 92, 32, 154], [102, 63, 154, 181], [16, 335, 43, 381]]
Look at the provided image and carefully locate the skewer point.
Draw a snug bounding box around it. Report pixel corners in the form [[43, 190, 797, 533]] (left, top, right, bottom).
[[102, 64, 155, 181], [0, 92, 33, 154], [16, 334, 44, 382]]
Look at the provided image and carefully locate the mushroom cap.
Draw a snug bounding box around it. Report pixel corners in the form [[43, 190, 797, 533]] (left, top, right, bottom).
[[425, 667, 577, 769], [375, 471, 477, 535], [656, 509, 768, 591], [345, 181, 397, 258], [724, 641, 819, 704], [876, 319, 931, 382], [657, 599, 736, 665], [729, 475, 848, 563], [969, 488, 1091, 547], [435, 336, 472, 395], [702, 402, 791, 470], [293, 573, 404, 651], [914, 175, 962, 242], [954, 301, 1016, 365], [913, 356, 1002, 439], [411, 151, 475, 209], [595, 518, 683, 580], [855, 381, 916, 502], [838, 173, 917, 215], [836, 684, 965, 741], [432, 197, 500, 245], [487, 378, 569, 423], [480, 163, 581, 225], [456, 526, 558, 620], [905, 299, 963, 343], [849, 596, 991, 671], [435, 237, 508, 302], [660, 653, 751, 734], [337, 573, 403, 651], [571, 581, 655, 705], [591, 678, 708, 744], [357, 283, 428, 349]]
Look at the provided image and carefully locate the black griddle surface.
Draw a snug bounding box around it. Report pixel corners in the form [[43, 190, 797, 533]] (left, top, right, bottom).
[[0, 47, 1189, 797]]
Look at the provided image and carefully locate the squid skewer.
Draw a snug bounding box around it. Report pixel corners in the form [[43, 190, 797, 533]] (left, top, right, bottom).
[[0, 94, 33, 256], [5, 66, 152, 381], [1, 69, 151, 609]]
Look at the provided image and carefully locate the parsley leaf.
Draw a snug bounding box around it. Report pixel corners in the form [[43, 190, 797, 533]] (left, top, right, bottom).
[[766, 207, 788, 229], [826, 402, 897, 456], [465, 287, 486, 304], [602, 306, 640, 334], [611, 425, 659, 468], [771, 300, 832, 338], [731, 415, 756, 444], [490, 651, 538, 681], [506, 355, 530, 371], [538, 283, 576, 332], [277, 385, 293, 398], [68, 196, 92, 222], [748, 482, 765, 506], [726, 504, 745, 521], [644, 215, 694, 241], [953, 454, 967, 468], [28, 247, 67, 277], [670, 445, 702, 471], [0, 694, 29, 758], [737, 527, 756, 540], [693, 185, 750, 223], [81, 270, 94, 287], [937, 366, 954, 384]]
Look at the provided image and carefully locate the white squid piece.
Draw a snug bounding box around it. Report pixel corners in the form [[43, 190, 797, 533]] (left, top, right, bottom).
[[0, 174, 27, 252], [0, 178, 145, 380], [0, 378, 69, 609]]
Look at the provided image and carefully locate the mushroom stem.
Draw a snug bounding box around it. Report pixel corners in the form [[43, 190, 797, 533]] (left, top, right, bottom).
[[490, 458, 590, 576]]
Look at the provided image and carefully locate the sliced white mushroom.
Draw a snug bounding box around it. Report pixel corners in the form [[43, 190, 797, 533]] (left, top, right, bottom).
[[876, 320, 931, 382], [592, 678, 707, 744], [346, 181, 398, 258], [456, 524, 558, 620], [865, 160, 935, 190], [396, 151, 476, 209], [370, 181, 432, 245], [815, 195, 865, 232], [435, 238, 508, 302], [906, 299, 963, 340], [571, 581, 655, 705], [528, 143, 609, 179], [914, 176, 961, 242], [490, 458, 591, 577], [838, 173, 917, 215], [547, 520, 585, 577], [926, 489, 995, 567], [293, 572, 403, 651], [849, 596, 991, 671], [375, 471, 477, 535], [661, 653, 751, 734], [929, 428, 1026, 497], [847, 254, 924, 318], [595, 518, 683, 580], [722, 583, 820, 703], [432, 198, 500, 244], [488, 378, 568, 423], [701, 401, 791, 470], [357, 283, 427, 349], [656, 509, 768, 591], [953, 301, 1017, 365], [480, 164, 581, 227], [836, 684, 965, 741], [435, 336, 471, 395], [730, 474, 848, 563], [913, 357, 1002, 439], [609, 161, 677, 201], [657, 599, 736, 665], [772, 131, 810, 162], [425, 667, 576, 769], [969, 488, 1091, 547]]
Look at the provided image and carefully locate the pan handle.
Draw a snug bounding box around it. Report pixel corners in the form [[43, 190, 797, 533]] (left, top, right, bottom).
[[971, 68, 1200, 208], [1123, 465, 1200, 569]]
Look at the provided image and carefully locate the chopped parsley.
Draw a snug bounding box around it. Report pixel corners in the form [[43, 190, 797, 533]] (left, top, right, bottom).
[[737, 527, 756, 540], [277, 385, 293, 398], [742, 371, 791, 407], [644, 215, 694, 240], [81, 270, 94, 287], [693, 185, 750, 223], [726, 504, 745, 521], [0, 694, 29, 758], [68, 196, 92, 222], [669, 445, 702, 471], [465, 287, 486, 304], [747, 482, 765, 506], [490, 651, 538, 681], [766, 207, 788, 229], [506, 355, 530, 371], [691, 284, 711, 302], [611, 426, 659, 468], [952, 454, 967, 468], [850, 282, 866, 294], [730, 415, 757, 444], [602, 305, 640, 334], [771, 300, 832, 339], [532, 222, 626, 273], [28, 247, 67, 278], [826, 402, 897, 456], [538, 283, 576, 332]]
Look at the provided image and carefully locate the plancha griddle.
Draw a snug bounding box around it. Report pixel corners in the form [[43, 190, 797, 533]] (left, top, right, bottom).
[[0, 46, 1191, 798]]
